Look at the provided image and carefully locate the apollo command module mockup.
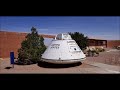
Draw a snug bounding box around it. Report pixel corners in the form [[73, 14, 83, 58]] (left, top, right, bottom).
[[41, 33, 86, 64]]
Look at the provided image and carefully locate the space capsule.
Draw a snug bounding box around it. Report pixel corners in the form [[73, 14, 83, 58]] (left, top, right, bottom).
[[41, 33, 86, 64]]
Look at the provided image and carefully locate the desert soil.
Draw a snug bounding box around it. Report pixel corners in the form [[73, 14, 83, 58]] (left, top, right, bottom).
[[0, 49, 120, 74]]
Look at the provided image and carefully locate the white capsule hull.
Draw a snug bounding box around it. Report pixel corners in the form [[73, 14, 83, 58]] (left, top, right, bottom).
[[41, 39, 86, 64], [41, 58, 86, 64]]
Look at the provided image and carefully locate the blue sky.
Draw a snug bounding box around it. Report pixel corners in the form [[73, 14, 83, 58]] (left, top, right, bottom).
[[0, 16, 120, 45]]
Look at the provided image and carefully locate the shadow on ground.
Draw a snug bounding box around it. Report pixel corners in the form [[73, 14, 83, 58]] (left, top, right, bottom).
[[37, 61, 82, 68], [14, 60, 36, 65], [5, 67, 13, 69]]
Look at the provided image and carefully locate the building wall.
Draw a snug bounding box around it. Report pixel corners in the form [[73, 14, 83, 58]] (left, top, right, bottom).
[[107, 40, 120, 48], [88, 39, 96, 46], [0, 31, 120, 58], [88, 39, 107, 48], [0, 31, 26, 58], [0, 31, 55, 58]]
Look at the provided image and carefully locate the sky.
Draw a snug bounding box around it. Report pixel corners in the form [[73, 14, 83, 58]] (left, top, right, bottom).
[[0, 16, 120, 45]]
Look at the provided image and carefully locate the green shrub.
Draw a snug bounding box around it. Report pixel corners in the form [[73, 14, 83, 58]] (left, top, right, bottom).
[[86, 48, 100, 57], [96, 48, 105, 52], [117, 46, 120, 50], [17, 27, 46, 64], [68, 32, 88, 50]]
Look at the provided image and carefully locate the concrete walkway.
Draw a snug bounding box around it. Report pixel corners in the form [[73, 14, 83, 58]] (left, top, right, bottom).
[[84, 60, 120, 73], [106, 49, 120, 52]]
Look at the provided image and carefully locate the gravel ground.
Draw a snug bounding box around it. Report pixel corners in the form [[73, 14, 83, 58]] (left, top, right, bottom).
[[0, 60, 96, 73], [0, 49, 120, 74]]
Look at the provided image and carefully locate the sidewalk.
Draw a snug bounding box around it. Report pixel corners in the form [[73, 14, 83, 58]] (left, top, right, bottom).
[[84, 60, 120, 73]]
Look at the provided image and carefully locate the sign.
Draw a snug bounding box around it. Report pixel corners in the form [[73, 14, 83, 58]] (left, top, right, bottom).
[[10, 52, 14, 64]]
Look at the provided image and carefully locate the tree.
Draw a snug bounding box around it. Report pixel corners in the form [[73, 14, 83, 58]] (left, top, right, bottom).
[[68, 32, 88, 50], [18, 27, 46, 64]]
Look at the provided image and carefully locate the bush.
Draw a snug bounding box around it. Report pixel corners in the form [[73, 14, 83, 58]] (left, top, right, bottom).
[[117, 46, 120, 50], [17, 27, 46, 64], [86, 48, 99, 57], [96, 48, 105, 52], [113, 46, 118, 49], [68, 32, 88, 50]]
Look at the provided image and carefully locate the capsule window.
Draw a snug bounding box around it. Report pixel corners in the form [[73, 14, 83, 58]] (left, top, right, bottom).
[[74, 48, 76, 50]]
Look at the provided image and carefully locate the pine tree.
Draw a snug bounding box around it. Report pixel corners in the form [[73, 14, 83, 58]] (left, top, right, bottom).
[[18, 27, 46, 64], [68, 32, 88, 50]]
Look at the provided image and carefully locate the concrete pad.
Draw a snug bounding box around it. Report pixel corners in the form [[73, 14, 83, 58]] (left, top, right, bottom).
[[84, 60, 120, 73]]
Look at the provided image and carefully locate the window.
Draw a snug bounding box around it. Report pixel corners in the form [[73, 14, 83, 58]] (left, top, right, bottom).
[[70, 46, 80, 52], [56, 34, 62, 40], [74, 48, 76, 50]]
